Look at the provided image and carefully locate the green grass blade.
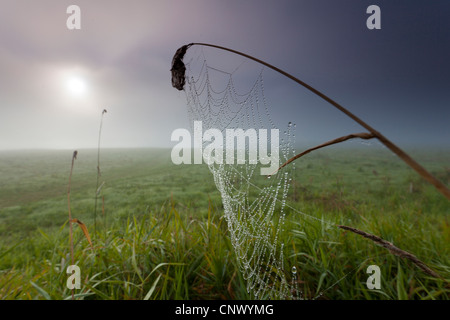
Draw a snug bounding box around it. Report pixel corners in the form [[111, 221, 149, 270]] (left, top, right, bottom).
[[143, 274, 162, 300], [30, 281, 51, 300]]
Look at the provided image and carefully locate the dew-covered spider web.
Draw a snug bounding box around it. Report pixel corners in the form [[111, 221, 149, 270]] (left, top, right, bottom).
[[170, 43, 441, 300], [173, 46, 300, 299]]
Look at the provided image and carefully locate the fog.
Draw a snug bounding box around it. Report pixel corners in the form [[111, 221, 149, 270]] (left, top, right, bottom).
[[0, 0, 449, 151]]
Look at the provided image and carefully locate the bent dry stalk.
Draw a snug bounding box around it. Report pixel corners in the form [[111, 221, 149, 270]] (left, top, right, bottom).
[[170, 43, 447, 282], [171, 43, 449, 200], [338, 225, 443, 279], [270, 132, 376, 176]]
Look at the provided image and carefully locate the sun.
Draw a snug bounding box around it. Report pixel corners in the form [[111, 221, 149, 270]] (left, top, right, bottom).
[[66, 76, 87, 96], [54, 67, 98, 114]]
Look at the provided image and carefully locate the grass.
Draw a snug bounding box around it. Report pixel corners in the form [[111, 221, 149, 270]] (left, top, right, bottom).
[[0, 147, 448, 300]]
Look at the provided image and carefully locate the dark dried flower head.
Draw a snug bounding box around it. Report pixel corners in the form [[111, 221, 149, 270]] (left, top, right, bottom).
[[102, 109, 107, 115], [73, 150, 78, 160], [171, 44, 192, 91]]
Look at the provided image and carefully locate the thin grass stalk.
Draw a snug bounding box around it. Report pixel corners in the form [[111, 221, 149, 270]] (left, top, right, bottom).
[[67, 150, 77, 300], [94, 109, 107, 236], [172, 43, 449, 200]]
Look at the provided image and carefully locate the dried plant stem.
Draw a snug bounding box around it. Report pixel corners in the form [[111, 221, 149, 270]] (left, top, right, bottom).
[[270, 132, 375, 176], [67, 150, 77, 300], [338, 225, 443, 279], [173, 43, 450, 200], [67, 151, 94, 300], [94, 109, 107, 235]]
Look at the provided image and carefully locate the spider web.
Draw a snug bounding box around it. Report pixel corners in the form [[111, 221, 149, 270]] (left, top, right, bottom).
[[180, 47, 298, 299]]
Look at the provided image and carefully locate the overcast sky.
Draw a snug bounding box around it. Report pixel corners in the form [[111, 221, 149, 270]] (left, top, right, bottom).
[[0, 0, 449, 150]]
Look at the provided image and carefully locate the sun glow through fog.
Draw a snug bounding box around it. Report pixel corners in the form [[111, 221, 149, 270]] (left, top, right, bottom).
[[67, 76, 87, 96], [54, 67, 99, 115]]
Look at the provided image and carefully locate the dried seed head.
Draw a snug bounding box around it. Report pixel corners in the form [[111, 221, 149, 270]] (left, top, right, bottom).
[[171, 44, 192, 90], [73, 150, 78, 160]]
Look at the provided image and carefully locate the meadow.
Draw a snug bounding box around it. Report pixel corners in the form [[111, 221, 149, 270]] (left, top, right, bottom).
[[0, 146, 448, 300]]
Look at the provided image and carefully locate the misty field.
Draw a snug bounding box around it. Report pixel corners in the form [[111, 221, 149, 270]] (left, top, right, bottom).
[[0, 147, 448, 300]]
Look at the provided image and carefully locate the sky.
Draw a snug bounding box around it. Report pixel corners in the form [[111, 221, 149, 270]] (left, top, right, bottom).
[[0, 0, 449, 151]]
